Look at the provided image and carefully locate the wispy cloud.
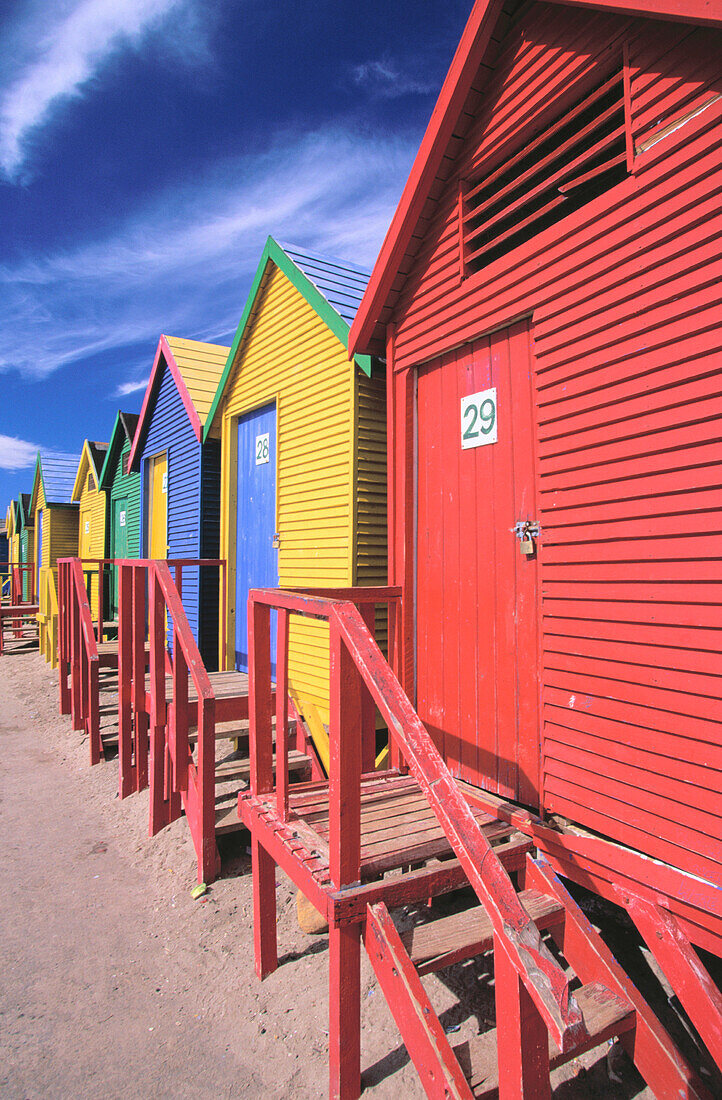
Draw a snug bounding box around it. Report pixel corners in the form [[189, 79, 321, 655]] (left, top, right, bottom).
[[351, 57, 438, 99], [0, 125, 415, 388], [0, 0, 195, 180], [0, 435, 39, 470], [115, 377, 149, 397]]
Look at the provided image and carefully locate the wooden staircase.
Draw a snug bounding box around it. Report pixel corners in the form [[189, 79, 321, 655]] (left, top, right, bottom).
[[364, 854, 710, 1099]]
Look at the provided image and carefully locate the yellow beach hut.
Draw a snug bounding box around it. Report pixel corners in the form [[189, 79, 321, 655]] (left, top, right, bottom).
[[204, 238, 387, 767], [30, 450, 81, 665], [71, 441, 109, 620]]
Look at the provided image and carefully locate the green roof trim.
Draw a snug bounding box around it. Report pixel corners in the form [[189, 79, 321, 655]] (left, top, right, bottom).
[[203, 236, 373, 442], [29, 453, 44, 516]]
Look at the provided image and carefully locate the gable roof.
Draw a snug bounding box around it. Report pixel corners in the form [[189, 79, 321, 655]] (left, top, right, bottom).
[[30, 450, 82, 512], [348, 0, 722, 356], [203, 237, 373, 441], [17, 493, 33, 530], [99, 411, 140, 490], [128, 334, 230, 469], [71, 440, 109, 502], [5, 499, 18, 537]]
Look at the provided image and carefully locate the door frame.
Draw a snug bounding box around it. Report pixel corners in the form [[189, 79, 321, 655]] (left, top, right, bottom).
[[230, 397, 279, 673], [409, 316, 544, 807]]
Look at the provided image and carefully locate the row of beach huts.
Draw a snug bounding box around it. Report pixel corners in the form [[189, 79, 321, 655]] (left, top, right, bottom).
[[2, 0, 722, 1096]]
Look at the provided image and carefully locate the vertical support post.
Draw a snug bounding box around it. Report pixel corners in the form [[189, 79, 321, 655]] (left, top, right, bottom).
[[132, 564, 148, 792], [494, 933, 551, 1100], [118, 564, 133, 798], [70, 574, 82, 731], [249, 596, 273, 797], [275, 608, 289, 820], [88, 656, 100, 765], [359, 602, 377, 774], [221, 561, 227, 671], [197, 691, 218, 883], [58, 564, 70, 715], [252, 838, 278, 979], [328, 610, 362, 1100], [148, 567, 168, 834], [171, 623, 189, 793], [329, 923, 361, 1100]]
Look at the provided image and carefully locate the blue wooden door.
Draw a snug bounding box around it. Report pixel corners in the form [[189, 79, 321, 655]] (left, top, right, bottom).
[[235, 403, 278, 671]]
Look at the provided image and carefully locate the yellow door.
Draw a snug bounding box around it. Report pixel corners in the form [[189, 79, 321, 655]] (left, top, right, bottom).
[[148, 452, 168, 558], [80, 508, 93, 559]]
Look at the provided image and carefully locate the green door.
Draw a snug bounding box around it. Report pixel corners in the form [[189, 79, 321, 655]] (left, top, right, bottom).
[[111, 497, 129, 616]]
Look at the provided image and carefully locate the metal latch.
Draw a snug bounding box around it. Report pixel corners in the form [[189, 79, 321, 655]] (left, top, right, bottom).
[[272, 532, 281, 549]]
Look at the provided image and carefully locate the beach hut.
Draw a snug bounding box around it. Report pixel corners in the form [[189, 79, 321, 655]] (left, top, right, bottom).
[[70, 440, 109, 620], [343, 0, 722, 1078], [5, 500, 19, 565], [203, 238, 386, 765], [128, 335, 229, 667], [17, 493, 34, 600], [30, 450, 81, 664], [98, 412, 141, 616]]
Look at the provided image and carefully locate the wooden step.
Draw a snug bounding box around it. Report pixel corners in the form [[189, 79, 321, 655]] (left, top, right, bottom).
[[400, 889, 565, 975], [455, 982, 635, 1098], [214, 750, 313, 834]]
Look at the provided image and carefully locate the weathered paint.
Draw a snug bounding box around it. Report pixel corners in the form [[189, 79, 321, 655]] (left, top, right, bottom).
[[129, 335, 228, 666], [350, 3, 722, 899], [207, 238, 386, 747], [71, 441, 108, 617]]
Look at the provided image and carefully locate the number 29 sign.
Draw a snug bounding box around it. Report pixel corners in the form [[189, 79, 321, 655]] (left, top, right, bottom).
[[460, 387, 497, 449]]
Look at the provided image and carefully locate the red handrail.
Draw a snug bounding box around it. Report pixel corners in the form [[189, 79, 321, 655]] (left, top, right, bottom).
[[248, 587, 588, 1056], [58, 558, 101, 763]]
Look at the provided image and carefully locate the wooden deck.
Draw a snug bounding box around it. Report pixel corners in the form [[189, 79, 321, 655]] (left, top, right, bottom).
[[239, 772, 532, 908]]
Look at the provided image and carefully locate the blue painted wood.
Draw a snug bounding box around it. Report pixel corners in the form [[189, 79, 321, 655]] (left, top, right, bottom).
[[235, 402, 278, 672], [138, 356, 221, 666]]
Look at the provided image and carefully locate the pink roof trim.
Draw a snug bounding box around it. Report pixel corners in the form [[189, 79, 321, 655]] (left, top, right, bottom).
[[128, 334, 203, 470]]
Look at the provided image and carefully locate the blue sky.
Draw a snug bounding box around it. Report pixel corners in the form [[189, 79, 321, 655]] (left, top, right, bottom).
[[0, 0, 471, 509]]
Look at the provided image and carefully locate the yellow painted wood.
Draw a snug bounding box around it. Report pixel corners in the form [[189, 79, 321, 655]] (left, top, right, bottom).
[[165, 336, 229, 429], [72, 443, 108, 617], [218, 262, 387, 760], [148, 451, 168, 558]]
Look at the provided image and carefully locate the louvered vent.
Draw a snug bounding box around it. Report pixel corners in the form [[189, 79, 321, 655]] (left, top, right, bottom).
[[122, 451, 129, 476], [463, 70, 627, 272]]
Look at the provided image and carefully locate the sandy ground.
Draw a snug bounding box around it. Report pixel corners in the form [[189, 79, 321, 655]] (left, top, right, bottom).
[[1, 647, 717, 1099]]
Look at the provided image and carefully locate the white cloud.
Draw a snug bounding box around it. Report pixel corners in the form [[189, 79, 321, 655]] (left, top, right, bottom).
[[351, 58, 437, 99], [0, 0, 192, 180], [0, 435, 39, 470], [0, 125, 416, 384], [115, 377, 149, 397]]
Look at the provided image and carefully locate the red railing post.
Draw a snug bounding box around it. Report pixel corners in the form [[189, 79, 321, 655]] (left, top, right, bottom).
[[132, 564, 148, 792], [359, 602, 377, 773], [118, 563, 133, 798], [275, 608, 290, 820], [97, 561, 104, 642], [149, 566, 169, 834], [70, 573, 82, 730], [249, 593, 278, 979], [171, 619, 189, 793], [197, 689, 217, 883], [58, 563, 71, 715], [494, 932, 551, 1099], [328, 610, 363, 1100], [220, 561, 227, 670]]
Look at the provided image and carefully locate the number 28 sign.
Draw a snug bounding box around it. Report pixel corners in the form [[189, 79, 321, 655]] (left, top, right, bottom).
[[460, 387, 497, 450]]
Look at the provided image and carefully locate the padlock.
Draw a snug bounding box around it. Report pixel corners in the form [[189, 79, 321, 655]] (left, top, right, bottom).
[[520, 536, 535, 556]]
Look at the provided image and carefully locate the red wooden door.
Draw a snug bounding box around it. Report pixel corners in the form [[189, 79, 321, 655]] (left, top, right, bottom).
[[416, 319, 540, 806]]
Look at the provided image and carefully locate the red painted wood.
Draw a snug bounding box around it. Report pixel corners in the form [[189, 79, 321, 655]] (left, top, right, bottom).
[[252, 837, 277, 980], [416, 322, 540, 804], [622, 892, 722, 1065], [361, 1, 722, 890], [249, 596, 273, 797], [526, 858, 712, 1100], [494, 932, 551, 1100], [329, 616, 362, 891], [328, 922, 361, 1100], [276, 608, 290, 820], [364, 902, 474, 1099], [117, 564, 133, 798]]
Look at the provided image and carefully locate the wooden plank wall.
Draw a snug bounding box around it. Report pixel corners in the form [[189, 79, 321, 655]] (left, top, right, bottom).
[[390, 2, 722, 884]]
